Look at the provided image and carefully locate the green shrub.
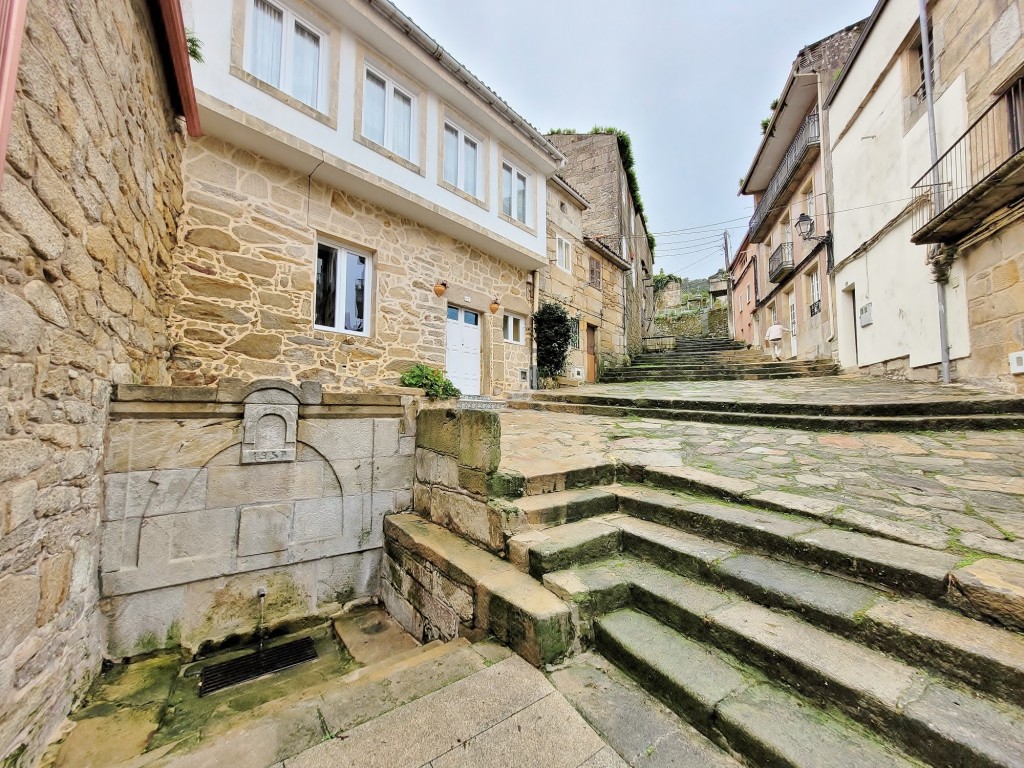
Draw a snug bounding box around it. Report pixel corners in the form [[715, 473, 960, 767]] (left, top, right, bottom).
[[534, 302, 574, 378], [400, 364, 461, 400]]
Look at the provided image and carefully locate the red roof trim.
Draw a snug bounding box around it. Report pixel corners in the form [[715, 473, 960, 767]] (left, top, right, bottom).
[[155, 0, 201, 137], [0, 0, 28, 185]]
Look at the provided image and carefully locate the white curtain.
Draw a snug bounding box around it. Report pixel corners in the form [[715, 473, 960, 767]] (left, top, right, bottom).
[[501, 165, 513, 216], [292, 23, 320, 108], [443, 125, 459, 186], [251, 0, 283, 88], [515, 172, 527, 222], [391, 89, 412, 159], [363, 72, 386, 145], [463, 137, 478, 197]]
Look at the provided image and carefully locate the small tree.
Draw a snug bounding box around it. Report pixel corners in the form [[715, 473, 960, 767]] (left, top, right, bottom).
[[534, 301, 574, 379]]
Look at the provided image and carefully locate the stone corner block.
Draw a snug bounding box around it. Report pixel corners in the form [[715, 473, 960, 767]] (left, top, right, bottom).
[[112, 384, 219, 403]]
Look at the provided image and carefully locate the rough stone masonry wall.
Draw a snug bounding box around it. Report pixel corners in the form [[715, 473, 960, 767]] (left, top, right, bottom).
[[168, 136, 532, 395], [0, 0, 183, 762], [100, 380, 415, 657]]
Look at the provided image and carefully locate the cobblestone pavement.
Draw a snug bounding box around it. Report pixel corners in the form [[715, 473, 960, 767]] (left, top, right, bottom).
[[557, 375, 1019, 404], [501, 409, 1024, 563]]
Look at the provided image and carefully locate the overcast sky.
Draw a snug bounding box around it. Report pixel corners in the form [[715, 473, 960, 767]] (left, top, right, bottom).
[[396, 0, 877, 280]]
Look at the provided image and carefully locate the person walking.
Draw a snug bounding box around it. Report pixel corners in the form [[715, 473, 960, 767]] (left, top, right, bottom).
[[764, 322, 790, 361]]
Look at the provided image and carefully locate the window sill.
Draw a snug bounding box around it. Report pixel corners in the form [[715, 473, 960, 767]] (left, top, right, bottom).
[[503, 339, 525, 346], [355, 134, 423, 176], [230, 65, 336, 128], [313, 324, 372, 339], [439, 179, 488, 211], [499, 211, 535, 235]]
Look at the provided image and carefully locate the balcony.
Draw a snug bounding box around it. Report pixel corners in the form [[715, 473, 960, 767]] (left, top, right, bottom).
[[768, 241, 795, 282], [911, 78, 1024, 243], [748, 112, 821, 243]]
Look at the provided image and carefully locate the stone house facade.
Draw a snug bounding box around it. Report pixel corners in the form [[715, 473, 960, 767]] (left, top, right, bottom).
[[540, 175, 629, 382], [177, 0, 564, 397], [739, 23, 863, 362], [545, 132, 656, 358], [0, 0, 198, 763], [825, 0, 1024, 391], [729, 234, 759, 347]]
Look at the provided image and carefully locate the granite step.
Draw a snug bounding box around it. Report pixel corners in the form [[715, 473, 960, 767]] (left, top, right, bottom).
[[549, 652, 742, 768], [595, 609, 921, 768], [598, 371, 835, 382], [506, 486, 618, 527], [619, 569, 1024, 768], [510, 399, 1024, 431]]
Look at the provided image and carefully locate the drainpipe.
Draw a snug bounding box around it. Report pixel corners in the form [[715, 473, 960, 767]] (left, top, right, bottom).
[[529, 269, 539, 389], [919, 0, 952, 384]]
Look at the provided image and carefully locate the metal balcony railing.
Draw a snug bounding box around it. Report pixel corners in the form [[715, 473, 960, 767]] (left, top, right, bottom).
[[911, 78, 1024, 238], [810, 299, 822, 317], [767, 241, 795, 282], [749, 112, 821, 240]]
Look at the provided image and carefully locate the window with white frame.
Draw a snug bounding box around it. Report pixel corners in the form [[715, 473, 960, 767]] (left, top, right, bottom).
[[556, 236, 571, 272], [501, 161, 529, 224], [362, 67, 415, 161], [746, 284, 751, 304], [804, 182, 815, 219], [314, 241, 372, 336], [443, 121, 481, 198], [247, 0, 323, 109], [809, 270, 821, 303], [502, 313, 525, 344]]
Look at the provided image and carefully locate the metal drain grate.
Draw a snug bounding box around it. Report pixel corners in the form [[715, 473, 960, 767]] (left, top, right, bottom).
[[199, 636, 318, 696]]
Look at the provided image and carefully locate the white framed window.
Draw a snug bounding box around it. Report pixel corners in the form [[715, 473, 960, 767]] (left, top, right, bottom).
[[362, 67, 415, 162], [502, 313, 525, 344], [443, 121, 481, 198], [556, 237, 572, 272], [314, 241, 372, 336], [804, 183, 815, 219], [501, 161, 529, 224], [809, 270, 821, 304], [746, 284, 751, 304], [246, 0, 324, 110]]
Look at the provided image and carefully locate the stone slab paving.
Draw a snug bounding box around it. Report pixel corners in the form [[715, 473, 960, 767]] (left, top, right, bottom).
[[500, 407, 1024, 563], [564, 375, 1020, 405]]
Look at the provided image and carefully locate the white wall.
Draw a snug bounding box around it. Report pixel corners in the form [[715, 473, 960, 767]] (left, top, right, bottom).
[[184, 0, 554, 266], [829, 0, 971, 369]]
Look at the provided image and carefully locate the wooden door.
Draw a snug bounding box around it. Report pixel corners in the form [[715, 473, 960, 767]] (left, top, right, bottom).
[[585, 325, 597, 383]]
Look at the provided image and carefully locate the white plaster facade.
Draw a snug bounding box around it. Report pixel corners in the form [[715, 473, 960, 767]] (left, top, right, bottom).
[[183, 0, 560, 272], [827, 0, 972, 376]]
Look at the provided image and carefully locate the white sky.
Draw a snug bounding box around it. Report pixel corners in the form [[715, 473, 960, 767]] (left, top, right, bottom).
[[394, 0, 877, 280]]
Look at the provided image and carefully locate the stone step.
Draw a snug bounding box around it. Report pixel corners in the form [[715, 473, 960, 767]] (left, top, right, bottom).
[[597, 371, 837, 382], [529, 391, 1024, 418], [549, 652, 742, 768], [613, 485, 959, 599], [544, 550, 1024, 710], [619, 570, 1024, 768], [510, 399, 1024, 431], [382, 514, 572, 666], [505, 486, 619, 527], [605, 364, 839, 375], [595, 609, 920, 768]]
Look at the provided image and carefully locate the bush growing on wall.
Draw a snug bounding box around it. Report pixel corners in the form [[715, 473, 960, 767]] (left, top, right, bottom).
[[400, 364, 461, 400], [534, 302, 574, 378]]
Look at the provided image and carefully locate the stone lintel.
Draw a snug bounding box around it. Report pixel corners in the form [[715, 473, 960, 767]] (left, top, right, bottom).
[[112, 384, 219, 403]]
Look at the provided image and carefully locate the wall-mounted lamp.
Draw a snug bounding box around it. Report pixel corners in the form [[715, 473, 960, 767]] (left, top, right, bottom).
[[489, 297, 501, 314], [794, 213, 835, 272], [433, 280, 448, 298]]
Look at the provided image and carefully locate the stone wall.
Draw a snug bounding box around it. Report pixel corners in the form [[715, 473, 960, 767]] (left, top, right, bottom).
[[0, 0, 183, 762], [652, 311, 703, 338], [168, 136, 532, 395], [99, 380, 415, 657]]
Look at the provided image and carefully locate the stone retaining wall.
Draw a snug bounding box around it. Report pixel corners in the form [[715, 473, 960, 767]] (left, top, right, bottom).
[[99, 380, 415, 656], [0, 0, 184, 761]]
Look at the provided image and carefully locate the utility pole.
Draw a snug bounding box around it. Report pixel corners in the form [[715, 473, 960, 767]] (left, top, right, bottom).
[[723, 230, 735, 339]]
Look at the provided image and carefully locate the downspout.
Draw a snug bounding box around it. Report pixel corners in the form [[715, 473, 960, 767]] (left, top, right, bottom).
[[919, 0, 952, 383], [529, 269, 539, 389], [815, 69, 840, 350]]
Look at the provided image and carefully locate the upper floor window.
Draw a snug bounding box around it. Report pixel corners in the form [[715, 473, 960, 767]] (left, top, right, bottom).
[[808, 270, 821, 304], [443, 121, 481, 198], [315, 241, 372, 336], [363, 68, 415, 161], [556, 237, 572, 272], [589, 256, 602, 288], [248, 0, 323, 109], [502, 161, 529, 224], [746, 284, 751, 304], [804, 183, 815, 218]]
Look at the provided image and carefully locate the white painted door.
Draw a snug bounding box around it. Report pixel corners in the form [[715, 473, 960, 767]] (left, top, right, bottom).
[[445, 306, 481, 396], [788, 292, 798, 359]]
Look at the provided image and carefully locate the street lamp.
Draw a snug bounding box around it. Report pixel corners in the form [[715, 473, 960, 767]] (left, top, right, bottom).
[[794, 213, 834, 272]]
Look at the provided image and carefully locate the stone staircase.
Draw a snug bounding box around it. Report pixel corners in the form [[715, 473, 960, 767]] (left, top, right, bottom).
[[601, 336, 839, 383], [506, 474, 1024, 767]]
